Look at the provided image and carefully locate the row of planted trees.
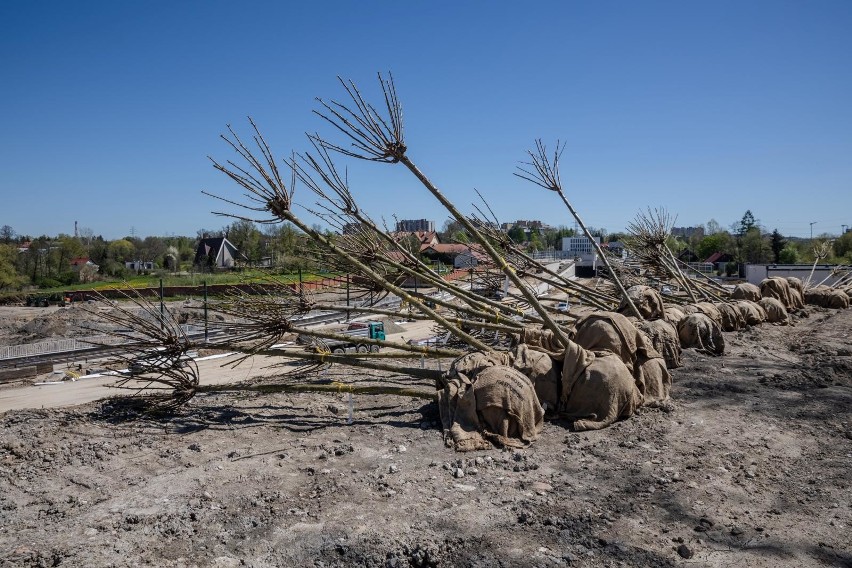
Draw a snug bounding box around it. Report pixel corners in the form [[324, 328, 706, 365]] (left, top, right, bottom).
[[96, 73, 651, 406], [78, 73, 850, 450]]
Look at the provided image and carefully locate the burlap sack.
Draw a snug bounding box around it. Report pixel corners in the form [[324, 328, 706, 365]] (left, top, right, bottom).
[[513, 327, 568, 358], [438, 354, 544, 451], [731, 283, 761, 302], [635, 318, 682, 369], [759, 297, 789, 325], [736, 300, 766, 325], [637, 356, 671, 406], [663, 306, 685, 327], [438, 351, 516, 451], [576, 312, 670, 411], [449, 351, 513, 383], [694, 302, 723, 326], [680, 304, 700, 316], [511, 343, 559, 411], [438, 373, 491, 452], [574, 312, 652, 374], [760, 277, 797, 311], [786, 277, 804, 295], [558, 341, 642, 431], [618, 285, 665, 320], [677, 313, 725, 355], [474, 366, 545, 448], [785, 277, 806, 309], [716, 302, 746, 332], [804, 285, 849, 309], [789, 288, 806, 310]]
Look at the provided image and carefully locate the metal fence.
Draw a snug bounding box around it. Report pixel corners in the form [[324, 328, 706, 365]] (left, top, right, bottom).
[[0, 324, 205, 361]]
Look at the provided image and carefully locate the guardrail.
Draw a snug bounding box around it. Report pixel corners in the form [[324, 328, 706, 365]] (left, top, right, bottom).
[[0, 301, 405, 363], [0, 324, 206, 361], [0, 336, 118, 361]]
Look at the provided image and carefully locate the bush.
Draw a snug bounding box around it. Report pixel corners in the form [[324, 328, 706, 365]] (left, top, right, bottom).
[[724, 261, 738, 277], [35, 277, 62, 289], [57, 271, 78, 285], [778, 244, 799, 264]]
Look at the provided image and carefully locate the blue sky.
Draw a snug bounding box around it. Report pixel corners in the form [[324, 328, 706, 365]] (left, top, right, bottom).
[[1, 0, 850, 240]]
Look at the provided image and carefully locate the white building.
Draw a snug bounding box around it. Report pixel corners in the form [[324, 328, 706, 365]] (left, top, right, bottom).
[[562, 236, 601, 276], [745, 264, 846, 286], [125, 260, 155, 271], [562, 236, 600, 257]]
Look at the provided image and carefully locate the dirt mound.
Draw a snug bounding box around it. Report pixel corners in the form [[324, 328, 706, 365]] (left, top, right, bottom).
[[19, 314, 69, 339]]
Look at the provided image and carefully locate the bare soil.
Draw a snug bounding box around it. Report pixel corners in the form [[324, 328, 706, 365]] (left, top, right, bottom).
[[1, 307, 851, 567]]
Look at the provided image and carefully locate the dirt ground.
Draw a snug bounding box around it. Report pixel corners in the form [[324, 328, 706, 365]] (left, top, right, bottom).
[[1, 305, 851, 567]]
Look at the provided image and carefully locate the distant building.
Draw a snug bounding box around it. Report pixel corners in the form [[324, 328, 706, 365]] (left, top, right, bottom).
[[70, 257, 99, 283], [704, 252, 735, 272], [194, 236, 244, 269], [605, 241, 626, 258], [562, 236, 601, 277], [341, 222, 364, 235], [70, 257, 95, 270], [500, 220, 552, 233], [421, 243, 469, 265], [125, 260, 155, 271], [420, 243, 490, 268], [746, 264, 846, 286], [453, 245, 491, 269], [678, 248, 699, 263], [396, 219, 434, 233], [390, 230, 440, 250], [672, 226, 705, 239], [562, 236, 601, 256]]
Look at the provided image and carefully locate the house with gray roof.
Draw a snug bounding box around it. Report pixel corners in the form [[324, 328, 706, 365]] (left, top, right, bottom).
[[194, 237, 244, 270]]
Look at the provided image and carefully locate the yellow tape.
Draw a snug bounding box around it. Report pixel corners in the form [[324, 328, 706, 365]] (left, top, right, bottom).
[[331, 381, 353, 393]]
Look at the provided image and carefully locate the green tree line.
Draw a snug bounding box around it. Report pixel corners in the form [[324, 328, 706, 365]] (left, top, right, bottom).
[[0, 221, 322, 292]]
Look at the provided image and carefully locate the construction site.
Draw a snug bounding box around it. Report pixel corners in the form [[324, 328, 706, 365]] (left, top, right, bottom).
[[1, 74, 851, 568]]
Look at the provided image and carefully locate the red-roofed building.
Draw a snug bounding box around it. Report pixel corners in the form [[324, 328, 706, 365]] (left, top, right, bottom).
[[70, 257, 95, 269], [69, 257, 99, 283], [421, 243, 491, 269], [390, 230, 440, 250], [704, 251, 734, 272]]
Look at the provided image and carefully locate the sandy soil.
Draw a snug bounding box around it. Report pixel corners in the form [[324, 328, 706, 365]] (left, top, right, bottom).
[[1, 307, 851, 567]]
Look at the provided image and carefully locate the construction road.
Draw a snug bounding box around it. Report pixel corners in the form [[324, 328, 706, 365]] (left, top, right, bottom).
[[0, 318, 439, 413]]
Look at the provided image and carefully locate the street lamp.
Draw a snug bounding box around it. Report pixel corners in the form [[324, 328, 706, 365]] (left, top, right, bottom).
[[809, 222, 816, 241]]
